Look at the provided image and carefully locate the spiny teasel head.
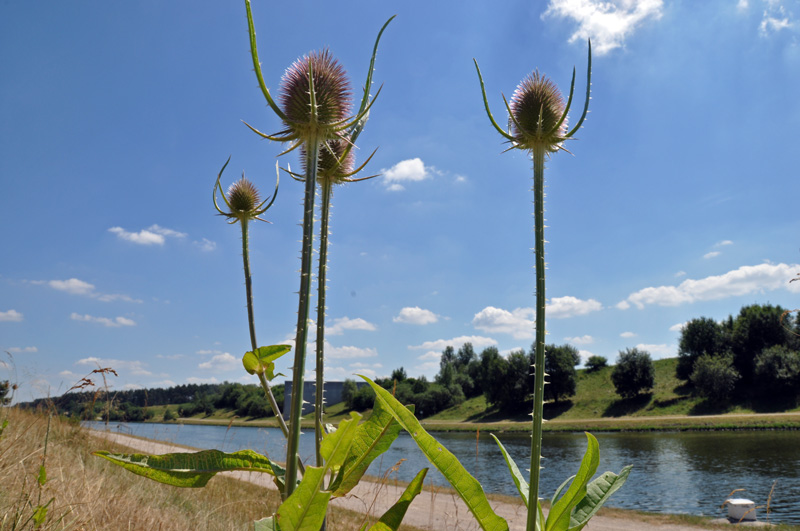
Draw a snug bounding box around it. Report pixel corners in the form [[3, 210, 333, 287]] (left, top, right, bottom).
[[474, 40, 592, 156], [213, 157, 278, 224], [509, 71, 567, 152], [279, 50, 352, 142], [302, 137, 355, 185]]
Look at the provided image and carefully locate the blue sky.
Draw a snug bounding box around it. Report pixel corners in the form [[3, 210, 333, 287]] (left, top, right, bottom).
[[2, 0, 800, 402]]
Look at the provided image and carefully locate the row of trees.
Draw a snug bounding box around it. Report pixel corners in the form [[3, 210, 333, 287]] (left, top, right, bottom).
[[677, 304, 800, 403]]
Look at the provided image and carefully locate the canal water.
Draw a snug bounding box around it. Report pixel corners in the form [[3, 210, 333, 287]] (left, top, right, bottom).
[[85, 422, 800, 524]]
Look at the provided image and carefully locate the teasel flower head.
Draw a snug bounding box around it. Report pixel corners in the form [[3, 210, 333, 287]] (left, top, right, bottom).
[[288, 135, 378, 187], [213, 157, 278, 224], [474, 41, 592, 155], [242, 1, 393, 156]]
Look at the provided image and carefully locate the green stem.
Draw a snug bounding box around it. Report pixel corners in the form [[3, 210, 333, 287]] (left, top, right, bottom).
[[528, 145, 547, 531], [314, 181, 332, 467], [285, 138, 320, 498], [240, 219, 291, 441]]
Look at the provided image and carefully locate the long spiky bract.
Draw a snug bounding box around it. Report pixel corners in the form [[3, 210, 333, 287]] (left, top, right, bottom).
[[474, 41, 591, 531]]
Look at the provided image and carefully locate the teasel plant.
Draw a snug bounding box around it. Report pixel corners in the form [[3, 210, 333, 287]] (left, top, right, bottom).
[[243, 0, 393, 498], [474, 42, 631, 531]]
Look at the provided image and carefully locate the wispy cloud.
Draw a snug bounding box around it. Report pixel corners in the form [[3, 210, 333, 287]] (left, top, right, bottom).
[[703, 251, 721, 259], [759, 1, 794, 36], [409, 335, 497, 352], [194, 238, 217, 252], [543, 0, 664, 55], [198, 352, 238, 371], [76, 357, 151, 376], [381, 158, 432, 191], [109, 224, 186, 246], [325, 345, 378, 359], [70, 313, 136, 328], [617, 262, 800, 309], [565, 335, 594, 345], [6, 346, 37, 353], [327, 317, 377, 335], [186, 376, 219, 384], [32, 278, 140, 303], [0, 309, 23, 322], [393, 307, 439, 325], [620, 331, 636, 338]]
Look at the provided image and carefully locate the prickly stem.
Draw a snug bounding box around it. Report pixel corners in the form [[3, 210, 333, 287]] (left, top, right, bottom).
[[314, 180, 333, 467]]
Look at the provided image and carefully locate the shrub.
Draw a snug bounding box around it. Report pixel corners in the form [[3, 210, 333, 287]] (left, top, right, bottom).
[[754, 345, 800, 398], [690, 354, 740, 403], [611, 348, 654, 398], [585, 355, 607, 372], [163, 407, 177, 421], [543, 344, 579, 402]]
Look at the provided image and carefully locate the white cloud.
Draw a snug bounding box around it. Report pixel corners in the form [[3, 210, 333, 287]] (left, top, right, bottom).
[[669, 322, 687, 332], [186, 376, 219, 384], [409, 335, 497, 352], [620, 331, 636, 338], [34, 278, 140, 303], [109, 224, 186, 245], [565, 335, 594, 345], [199, 352, 238, 371], [6, 346, 37, 353], [394, 307, 439, 325], [327, 317, 377, 335], [59, 370, 78, 378], [381, 158, 431, 191], [156, 353, 186, 360], [70, 313, 136, 328], [703, 251, 721, 259], [417, 350, 441, 360], [758, 1, 794, 36], [194, 238, 217, 252], [76, 357, 151, 376], [548, 296, 603, 318], [716, 240, 734, 247], [543, 0, 664, 55], [635, 343, 674, 358], [325, 345, 378, 359], [472, 306, 535, 339], [122, 383, 143, 390], [0, 309, 23, 322], [577, 349, 595, 364], [196, 349, 225, 355], [618, 263, 800, 309], [675, 271, 687, 278]]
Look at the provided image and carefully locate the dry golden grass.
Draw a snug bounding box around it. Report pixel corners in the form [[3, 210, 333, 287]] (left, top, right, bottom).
[[0, 407, 425, 530]]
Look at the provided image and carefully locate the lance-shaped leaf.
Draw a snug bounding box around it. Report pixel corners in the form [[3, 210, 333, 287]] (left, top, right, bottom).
[[243, 344, 291, 380], [330, 399, 410, 496], [277, 413, 361, 531], [93, 449, 284, 488], [360, 376, 508, 531], [369, 468, 428, 531], [545, 433, 599, 531], [568, 466, 632, 531], [491, 434, 530, 507], [254, 516, 280, 531]]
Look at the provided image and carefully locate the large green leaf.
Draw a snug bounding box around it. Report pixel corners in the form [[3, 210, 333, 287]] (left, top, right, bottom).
[[491, 434, 530, 508], [242, 344, 291, 380], [253, 516, 280, 531], [278, 413, 361, 531], [331, 400, 408, 496], [546, 433, 599, 531], [568, 466, 632, 531], [369, 468, 428, 531], [93, 449, 283, 488], [360, 376, 508, 531]]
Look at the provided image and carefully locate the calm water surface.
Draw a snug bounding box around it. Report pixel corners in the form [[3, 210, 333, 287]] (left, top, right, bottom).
[[86, 422, 800, 524]]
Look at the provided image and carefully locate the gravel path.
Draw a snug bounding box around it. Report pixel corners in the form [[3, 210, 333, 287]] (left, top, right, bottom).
[[89, 430, 733, 530]]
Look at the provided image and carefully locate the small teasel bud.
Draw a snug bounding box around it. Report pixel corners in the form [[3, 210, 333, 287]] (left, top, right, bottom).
[[509, 71, 567, 152], [301, 136, 355, 185], [226, 177, 261, 220], [280, 49, 352, 140]]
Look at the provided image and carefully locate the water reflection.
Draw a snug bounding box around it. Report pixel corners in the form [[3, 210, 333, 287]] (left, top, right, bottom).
[[85, 422, 800, 524]]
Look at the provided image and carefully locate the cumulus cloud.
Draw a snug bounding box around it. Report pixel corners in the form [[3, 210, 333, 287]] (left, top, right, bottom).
[[0, 309, 23, 322], [417, 351, 442, 360], [327, 317, 377, 335], [199, 352, 238, 371], [669, 322, 687, 332], [565, 335, 594, 345], [634, 343, 674, 358], [325, 345, 378, 359], [33, 278, 140, 303], [620, 331, 636, 338], [70, 313, 136, 328], [109, 224, 186, 245], [472, 307, 535, 339], [543, 0, 664, 55], [618, 263, 800, 309], [381, 158, 431, 191], [394, 307, 439, 325], [409, 335, 497, 352]]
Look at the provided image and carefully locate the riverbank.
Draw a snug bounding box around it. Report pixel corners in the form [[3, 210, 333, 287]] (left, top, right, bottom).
[[90, 428, 792, 530]]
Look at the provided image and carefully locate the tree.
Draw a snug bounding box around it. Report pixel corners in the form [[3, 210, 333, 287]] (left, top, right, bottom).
[[341, 379, 358, 408], [731, 304, 789, 386], [478, 347, 507, 407], [676, 317, 728, 380], [542, 344, 578, 402], [611, 348, 655, 398], [390, 367, 407, 382], [440, 346, 456, 371], [690, 354, 740, 403], [754, 345, 800, 399], [585, 356, 607, 372]]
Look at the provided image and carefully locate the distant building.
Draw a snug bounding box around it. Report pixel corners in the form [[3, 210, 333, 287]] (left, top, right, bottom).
[[282, 380, 367, 419]]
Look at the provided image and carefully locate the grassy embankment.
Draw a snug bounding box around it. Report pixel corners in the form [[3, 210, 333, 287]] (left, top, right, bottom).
[[0, 407, 424, 530], [156, 358, 800, 432]]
